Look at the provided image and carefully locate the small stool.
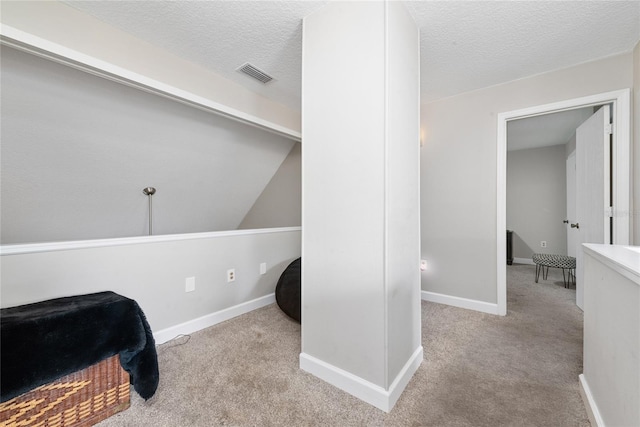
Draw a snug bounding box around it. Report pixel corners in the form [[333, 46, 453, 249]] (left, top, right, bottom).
[[532, 253, 576, 288]]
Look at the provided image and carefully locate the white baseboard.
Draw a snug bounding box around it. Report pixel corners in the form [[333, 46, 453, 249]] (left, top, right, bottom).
[[579, 374, 605, 427], [299, 346, 423, 413], [512, 257, 535, 265], [387, 346, 424, 410], [421, 291, 499, 315], [153, 293, 275, 344]]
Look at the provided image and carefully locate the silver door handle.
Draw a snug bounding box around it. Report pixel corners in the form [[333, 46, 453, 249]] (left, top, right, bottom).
[[571, 223, 580, 229], [563, 220, 569, 224]]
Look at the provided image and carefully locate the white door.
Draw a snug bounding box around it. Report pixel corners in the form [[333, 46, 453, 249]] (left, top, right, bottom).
[[575, 105, 611, 310], [566, 151, 577, 258]]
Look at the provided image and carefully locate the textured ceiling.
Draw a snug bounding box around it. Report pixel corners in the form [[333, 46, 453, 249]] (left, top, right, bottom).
[[63, 0, 326, 112], [64, 1, 640, 111], [406, 1, 640, 103]]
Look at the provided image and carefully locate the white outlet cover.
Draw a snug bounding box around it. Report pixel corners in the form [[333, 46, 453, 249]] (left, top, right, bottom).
[[420, 260, 428, 271], [227, 269, 235, 282], [260, 262, 267, 275]]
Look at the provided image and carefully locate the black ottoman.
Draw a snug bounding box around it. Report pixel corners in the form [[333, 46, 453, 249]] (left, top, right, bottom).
[[275, 257, 301, 323]]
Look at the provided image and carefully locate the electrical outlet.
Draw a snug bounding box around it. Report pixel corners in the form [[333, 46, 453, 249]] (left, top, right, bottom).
[[260, 262, 267, 275], [540, 241, 547, 248], [185, 277, 195, 293], [420, 260, 428, 271], [227, 269, 235, 283]]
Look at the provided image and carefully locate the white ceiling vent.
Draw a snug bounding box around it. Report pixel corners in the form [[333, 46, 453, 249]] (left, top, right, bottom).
[[236, 62, 274, 84]]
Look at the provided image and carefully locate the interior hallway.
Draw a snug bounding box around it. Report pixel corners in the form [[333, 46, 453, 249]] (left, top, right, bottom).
[[97, 264, 588, 426]]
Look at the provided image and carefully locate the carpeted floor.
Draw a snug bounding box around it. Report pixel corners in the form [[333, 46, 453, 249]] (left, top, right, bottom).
[[98, 264, 589, 426]]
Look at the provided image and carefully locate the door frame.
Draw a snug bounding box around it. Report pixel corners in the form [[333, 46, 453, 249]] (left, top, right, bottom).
[[496, 89, 631, 316], [566, 150, 577, 258]]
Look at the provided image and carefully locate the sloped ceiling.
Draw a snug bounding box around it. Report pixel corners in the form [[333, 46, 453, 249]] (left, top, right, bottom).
[[507, 107, 595, 151], [1, 46, 296, 243], [63, 0, 640, 110]]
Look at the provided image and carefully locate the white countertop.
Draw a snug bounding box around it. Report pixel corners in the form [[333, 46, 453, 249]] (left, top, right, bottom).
[[583, 244, 640, 285]]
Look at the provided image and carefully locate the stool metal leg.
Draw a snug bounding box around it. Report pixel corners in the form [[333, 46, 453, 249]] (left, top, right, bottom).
[[535, 264, 540, 283], [562, 268, 567, 288], [543, 266, 549, 280]]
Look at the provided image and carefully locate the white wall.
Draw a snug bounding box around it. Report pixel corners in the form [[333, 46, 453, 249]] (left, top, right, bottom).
[[1, 47, 295, 243], [239, 143, 301, 229], [385, 1, 422, 386], [302, 1, 420, 412], [0, 0, 301, 133], [0, 229, 301, 342], [507, 144, 568, 259], [582, 244, 639, 427], [303, 0, 386, 386], [421, 52, 634, 304]]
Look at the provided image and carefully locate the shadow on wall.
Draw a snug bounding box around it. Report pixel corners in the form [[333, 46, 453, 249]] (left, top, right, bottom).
[[512, 231, 536, 261]]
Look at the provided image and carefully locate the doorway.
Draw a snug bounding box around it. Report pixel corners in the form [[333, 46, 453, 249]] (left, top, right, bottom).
[[496, 89, 631, 316], [506, 107, 592, 263]]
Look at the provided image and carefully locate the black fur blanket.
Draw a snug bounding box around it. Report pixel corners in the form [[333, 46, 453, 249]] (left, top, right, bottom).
[[0, 291, 159, 402]]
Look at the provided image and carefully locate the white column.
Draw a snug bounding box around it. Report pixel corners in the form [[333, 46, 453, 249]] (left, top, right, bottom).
[[301, 1, 421, 412]]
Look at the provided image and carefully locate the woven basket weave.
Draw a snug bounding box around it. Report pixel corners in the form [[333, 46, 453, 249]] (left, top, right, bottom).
[[0, 355, 130, 427]]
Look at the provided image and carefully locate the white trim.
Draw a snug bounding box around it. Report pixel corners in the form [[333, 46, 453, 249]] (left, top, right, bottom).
[[421, 291, 499, 315], [512, 257, 535, 265], [383, 0, 390, 389], [579, 374, 605, 427], [583, 244, 640, 285], [153, 293, 276, 345], [0, 227, 302, 256], [0, 25, 301, 142], [497, 89, 632, 317], [387, 346, 423, 410], [610, 90, 631, 244], [299, 346, 423, 413], [497, 114, 507, 316], [299, 11, 307, 353]]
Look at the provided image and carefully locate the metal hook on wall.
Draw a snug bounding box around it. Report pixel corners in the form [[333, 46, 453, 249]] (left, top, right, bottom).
[[143, 187, 156, 235]]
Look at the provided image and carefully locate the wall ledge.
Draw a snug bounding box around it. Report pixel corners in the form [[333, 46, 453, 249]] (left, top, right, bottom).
[[0, 227, 302, 256], [583, 244, 640, 285]]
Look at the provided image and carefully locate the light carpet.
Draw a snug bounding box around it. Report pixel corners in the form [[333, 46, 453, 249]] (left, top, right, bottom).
[[98, 264, 589, 426]]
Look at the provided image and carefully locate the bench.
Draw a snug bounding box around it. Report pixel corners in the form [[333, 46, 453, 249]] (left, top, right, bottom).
[[532, 253, 576, 288]]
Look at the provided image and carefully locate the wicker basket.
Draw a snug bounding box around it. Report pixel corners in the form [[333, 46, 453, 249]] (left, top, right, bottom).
[[0, 355, 130, 427]]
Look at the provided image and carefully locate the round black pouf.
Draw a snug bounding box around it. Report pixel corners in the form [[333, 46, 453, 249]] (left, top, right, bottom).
[[275, 257, 301, 323]]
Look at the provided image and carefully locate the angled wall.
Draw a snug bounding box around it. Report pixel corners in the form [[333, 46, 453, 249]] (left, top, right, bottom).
[[239, 143, 301, 229], [0, 46, 294, 243], [0, 0, 300, 132]]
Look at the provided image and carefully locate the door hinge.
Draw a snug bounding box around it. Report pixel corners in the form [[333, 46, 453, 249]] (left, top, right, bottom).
[[606, 206, 614, 218], [605, 123, 613, 135]]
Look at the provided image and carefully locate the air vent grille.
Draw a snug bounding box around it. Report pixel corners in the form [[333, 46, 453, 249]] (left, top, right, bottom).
[[236, 62, 274, 84]]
